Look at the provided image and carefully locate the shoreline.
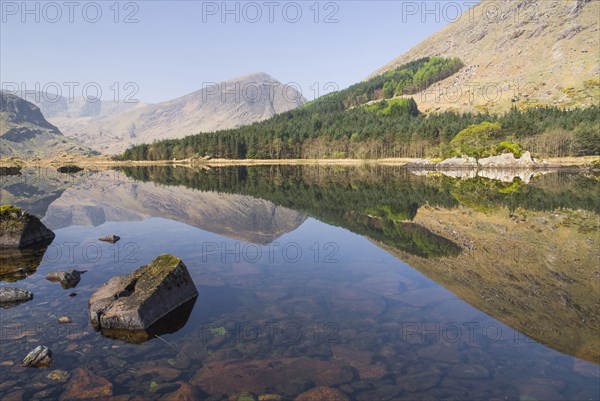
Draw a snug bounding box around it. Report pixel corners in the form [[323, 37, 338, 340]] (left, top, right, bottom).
[[1, 156, 598, 170]]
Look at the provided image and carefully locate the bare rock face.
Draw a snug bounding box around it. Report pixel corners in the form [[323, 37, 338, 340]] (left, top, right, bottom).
[[88, 254, 198, 331], [0, 206, 55, 249]]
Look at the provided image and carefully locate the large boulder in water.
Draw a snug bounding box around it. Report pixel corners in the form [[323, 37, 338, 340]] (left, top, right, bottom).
[[0, 205, 55, 249], [88, 254, 198, 331]]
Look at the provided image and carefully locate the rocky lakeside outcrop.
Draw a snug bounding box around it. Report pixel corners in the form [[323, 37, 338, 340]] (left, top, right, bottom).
[[89, 254, 198, 331], [409, 151, 537, 170]]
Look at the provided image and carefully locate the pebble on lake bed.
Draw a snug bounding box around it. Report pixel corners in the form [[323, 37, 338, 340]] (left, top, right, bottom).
[[58, 316, 72, 324]]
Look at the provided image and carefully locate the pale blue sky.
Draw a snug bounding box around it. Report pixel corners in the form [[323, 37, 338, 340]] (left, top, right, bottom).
[[1, 1, 480, 103]]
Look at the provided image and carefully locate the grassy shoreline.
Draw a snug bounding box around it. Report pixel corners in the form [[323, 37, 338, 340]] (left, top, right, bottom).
[[1, 155, 598, 170]]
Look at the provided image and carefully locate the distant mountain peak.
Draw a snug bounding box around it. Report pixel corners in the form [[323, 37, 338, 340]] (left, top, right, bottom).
[[40, 73, 306, 155]]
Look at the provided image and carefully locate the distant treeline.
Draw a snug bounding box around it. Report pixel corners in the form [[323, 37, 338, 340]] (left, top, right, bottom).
[[119, 57, 599, 161]]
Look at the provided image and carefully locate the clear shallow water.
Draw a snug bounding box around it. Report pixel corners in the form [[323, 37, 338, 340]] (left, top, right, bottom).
[[1, 166, 599, 401]]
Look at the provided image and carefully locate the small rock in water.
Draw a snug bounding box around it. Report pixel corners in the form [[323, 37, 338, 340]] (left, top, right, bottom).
[[99, 235, 120, 243], [47, 369, 70, 382], [0, 287, 33, 308], [58, 316, 72, 324], [69, 292, 77, 297], [21, 345, 52, 368], [46, 270, 86, 289]]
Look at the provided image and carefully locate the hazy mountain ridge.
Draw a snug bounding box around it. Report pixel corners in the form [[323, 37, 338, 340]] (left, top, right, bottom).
[[43, 72, 306, 155], [16, 91, 147, 120], [369, 0, 600, 112], [0, 92, 94, 158]]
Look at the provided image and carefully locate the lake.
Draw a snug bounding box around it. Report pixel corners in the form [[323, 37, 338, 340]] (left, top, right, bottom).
[[1, 165, 599, 401]]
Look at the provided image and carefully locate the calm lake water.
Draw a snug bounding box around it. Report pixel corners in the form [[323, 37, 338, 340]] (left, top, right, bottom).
[[1, 166, 599, 401]]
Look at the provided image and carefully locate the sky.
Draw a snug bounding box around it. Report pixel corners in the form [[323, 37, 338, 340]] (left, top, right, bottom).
[[1, 1, 480, 103]]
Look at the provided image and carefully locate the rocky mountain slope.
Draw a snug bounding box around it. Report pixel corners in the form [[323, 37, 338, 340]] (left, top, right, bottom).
[[44, 73, 306, 155], [369, 0, 600, 113], [0, 92, 94, 158]]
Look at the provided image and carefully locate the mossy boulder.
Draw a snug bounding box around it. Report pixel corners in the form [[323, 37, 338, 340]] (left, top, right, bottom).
[[88, 254, 198, 331], [0, 205, 55, 249]]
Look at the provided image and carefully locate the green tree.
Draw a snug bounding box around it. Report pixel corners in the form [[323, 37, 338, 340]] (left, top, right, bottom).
[[450, 122, 503, 159]]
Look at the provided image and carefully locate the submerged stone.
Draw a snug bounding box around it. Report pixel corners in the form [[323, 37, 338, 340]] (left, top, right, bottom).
[[0, 206, 55, 249], [60, 368, 113, 400], [89, 254, 198, 331], [48, 369, 70, 382]]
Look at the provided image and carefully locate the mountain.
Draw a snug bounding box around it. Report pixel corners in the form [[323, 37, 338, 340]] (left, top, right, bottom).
[[41, 72, 306, 155], [369, 0, 600, 113], [0, 92, 94, 158]]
